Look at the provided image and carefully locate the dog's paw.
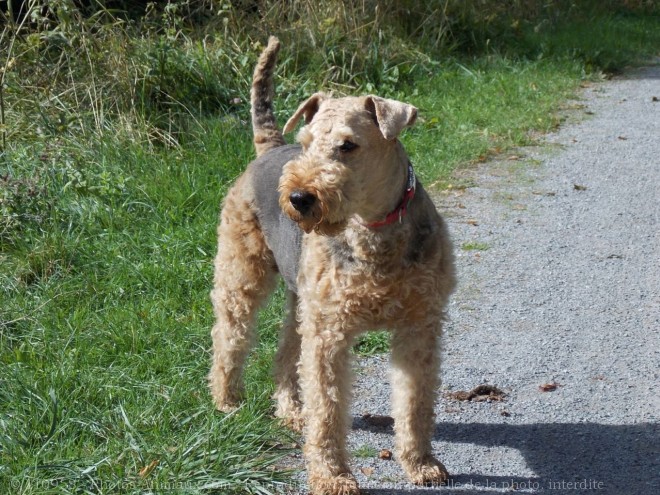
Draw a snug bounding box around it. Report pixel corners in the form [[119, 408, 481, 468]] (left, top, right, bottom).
[[213, 400, 241, 414], [309, 473, 360, 495], [405, 456, 449, 486], [210, 391, 243, 413]]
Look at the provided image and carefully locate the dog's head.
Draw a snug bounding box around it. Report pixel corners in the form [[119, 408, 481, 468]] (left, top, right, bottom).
[[278, 94, 417, 235]]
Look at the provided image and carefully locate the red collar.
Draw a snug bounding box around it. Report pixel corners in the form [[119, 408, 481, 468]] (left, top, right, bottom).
[[365, 162, 416, 228]]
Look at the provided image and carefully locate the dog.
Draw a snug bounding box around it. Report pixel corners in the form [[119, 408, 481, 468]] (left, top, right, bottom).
[[208, 37, 456, 495]]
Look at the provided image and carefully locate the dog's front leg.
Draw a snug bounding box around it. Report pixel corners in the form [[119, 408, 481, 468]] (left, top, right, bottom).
[[391, 323, 449, 486], [298, 314, 359, 495]]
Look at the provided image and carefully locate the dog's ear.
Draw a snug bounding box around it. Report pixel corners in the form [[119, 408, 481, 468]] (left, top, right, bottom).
[[283, 93, 326, 134], [366, 96, 418, 140]]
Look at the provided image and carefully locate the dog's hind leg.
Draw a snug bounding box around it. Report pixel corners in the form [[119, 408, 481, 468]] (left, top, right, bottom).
[[208, 178, 278, 412]]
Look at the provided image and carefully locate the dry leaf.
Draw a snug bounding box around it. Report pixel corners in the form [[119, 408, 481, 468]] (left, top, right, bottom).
[[467, 219, 479, 226], [360, 467, 375, 477], [138, 459, 159, 478], [446, 385, 506, 402], [539, 382, 560, 392], [573, 184, 588, 191], [379, 449, 393, 460], [617, 135, 628, 140]]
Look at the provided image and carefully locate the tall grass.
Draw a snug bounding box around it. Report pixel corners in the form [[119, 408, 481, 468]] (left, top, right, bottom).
[[2, 0, 657, 150], [2, 1, 659, 493]]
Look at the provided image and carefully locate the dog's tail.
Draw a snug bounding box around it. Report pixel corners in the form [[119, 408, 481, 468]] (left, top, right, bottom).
[[251, 36, 286, 157]]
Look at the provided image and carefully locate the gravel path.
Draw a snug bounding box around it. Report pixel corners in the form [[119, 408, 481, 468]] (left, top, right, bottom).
[[341, 65, 660, 494]]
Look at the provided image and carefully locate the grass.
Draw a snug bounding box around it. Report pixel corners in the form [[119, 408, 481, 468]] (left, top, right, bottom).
[[1, 1, 659, 493], [461, 242, 491, 252], [1, 122, 294, 494], [352, 445, 379, 459]]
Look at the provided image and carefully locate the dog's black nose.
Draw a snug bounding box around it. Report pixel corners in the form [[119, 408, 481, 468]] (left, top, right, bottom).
[[289, 191, 316, 215]]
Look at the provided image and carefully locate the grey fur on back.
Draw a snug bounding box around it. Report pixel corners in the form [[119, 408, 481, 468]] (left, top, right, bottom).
[[250, 144, 303, 292]]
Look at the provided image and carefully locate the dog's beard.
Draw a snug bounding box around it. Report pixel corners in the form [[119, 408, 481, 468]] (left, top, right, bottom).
[[278, 187, 348, 236], [278, 160, 352, 236]]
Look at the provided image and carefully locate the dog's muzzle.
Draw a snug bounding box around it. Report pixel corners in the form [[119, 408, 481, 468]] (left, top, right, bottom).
[[289, 190, 316, 215]]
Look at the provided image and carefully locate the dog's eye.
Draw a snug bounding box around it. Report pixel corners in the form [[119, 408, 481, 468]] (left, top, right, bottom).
[[338, 140, 358, 153]]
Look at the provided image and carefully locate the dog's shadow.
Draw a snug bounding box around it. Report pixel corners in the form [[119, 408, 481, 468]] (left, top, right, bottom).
[[353, 420, 658, 494]]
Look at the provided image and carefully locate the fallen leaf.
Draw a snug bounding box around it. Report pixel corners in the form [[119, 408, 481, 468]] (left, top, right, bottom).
[[138, 459, 159, 478], [446, 385, 506, 402], [467, 219, 479, 226], [379, 449, 393, 460], [539, 382, 560, 392], [617, 135, 628, 140], [448, 390, 472, 401], [573, 184, 588, 191], [506, 155, 521, 161], [360, 467, 375, 477]]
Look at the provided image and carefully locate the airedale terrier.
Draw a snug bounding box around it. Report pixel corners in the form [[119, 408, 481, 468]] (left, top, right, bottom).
[[209, 37, 456, 495]]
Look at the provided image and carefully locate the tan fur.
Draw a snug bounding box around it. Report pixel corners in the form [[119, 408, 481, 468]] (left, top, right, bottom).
[[209, 38, 456, 495]]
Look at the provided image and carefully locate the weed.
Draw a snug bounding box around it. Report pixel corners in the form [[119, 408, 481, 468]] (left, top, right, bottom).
[[462, 242, 491, 251], [353, 445, 379, 459], [354, 331, 391, 356]]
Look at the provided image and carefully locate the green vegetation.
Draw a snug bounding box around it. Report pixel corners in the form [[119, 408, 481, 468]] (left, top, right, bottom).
[[461, 242, 491, 252], [352, 445, 379, 459], [2, 1, 659, 493]]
